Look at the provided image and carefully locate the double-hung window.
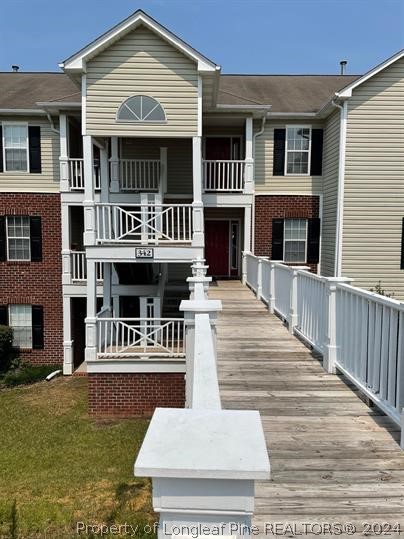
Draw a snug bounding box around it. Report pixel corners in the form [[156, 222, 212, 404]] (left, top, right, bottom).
[[285, 126, 311, 175], [3, 123, 29, 172], [284, 219, 308, 263], [7, 216, 30, 261], [9, 305, 32, 348]]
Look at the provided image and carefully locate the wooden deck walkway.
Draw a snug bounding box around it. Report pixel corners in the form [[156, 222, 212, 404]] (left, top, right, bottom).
[[209, 281, 404, 538]]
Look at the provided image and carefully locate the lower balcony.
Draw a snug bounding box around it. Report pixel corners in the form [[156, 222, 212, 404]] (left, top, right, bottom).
[[96, 316, 185, 359]]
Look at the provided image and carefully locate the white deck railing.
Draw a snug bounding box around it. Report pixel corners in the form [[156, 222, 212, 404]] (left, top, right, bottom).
[[71, 251, 103, 281], [243, 251, 404, 446], [68, 158, 101, 190], [96, 317, 185, 358], [119, 159, 160, 191], [95, 203, 193, 244], [203, 160, 245, 192]]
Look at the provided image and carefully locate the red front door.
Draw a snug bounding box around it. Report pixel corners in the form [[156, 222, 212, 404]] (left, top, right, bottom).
[[205, 220, 230, 277]]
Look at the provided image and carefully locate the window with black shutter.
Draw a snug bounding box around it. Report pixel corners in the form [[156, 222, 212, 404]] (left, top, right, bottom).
[[0, 306, 8, 326], [0, 216, 6, 261], [32, 305, 44, 349], [272, 219, 284, 260], [310, 129, 324, 176], [30, 217, 42, 262], [28, 126, 41, 173], [307, 218, 321, 264]]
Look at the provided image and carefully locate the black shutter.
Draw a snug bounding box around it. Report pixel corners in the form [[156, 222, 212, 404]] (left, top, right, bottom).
[[28, 126, 41, 173], [0, 306, 8, 326], [272, 219, 284, 260], [401, 218, 404, 270], [307, 218, 321, 264], [30, 217, 42, 262], [273, 128, 286, 176], [32, 305, 44, 349], [0, 125, 3, 173], [310, 129, 323, 176], [0, 216, 6, 261]]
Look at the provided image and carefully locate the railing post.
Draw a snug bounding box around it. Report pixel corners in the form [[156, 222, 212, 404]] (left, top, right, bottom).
[[288, 266, 309, 334], [63, 295, 73, 375], [256, 257, 268, 300], [323, 276, 352, 373], [242, 251, 248, 285], [268, 262, 276, 313], [109, 136, 120, 193]]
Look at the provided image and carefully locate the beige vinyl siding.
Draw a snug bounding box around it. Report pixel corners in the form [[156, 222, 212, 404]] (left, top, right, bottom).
[[0, 116, 59, 193], [320, 110, 340, 276], [254, 120, 323, 194], [121, 137, 192, 195], [86, 25, 198, 137], [342, 56, 404, 299]]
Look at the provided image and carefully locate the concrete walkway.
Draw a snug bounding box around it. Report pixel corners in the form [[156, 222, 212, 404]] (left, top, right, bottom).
[[209, 280, 404, 538]]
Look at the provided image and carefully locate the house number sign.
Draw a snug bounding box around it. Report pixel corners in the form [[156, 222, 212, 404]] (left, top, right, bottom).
[[135, 248, 154, 258]]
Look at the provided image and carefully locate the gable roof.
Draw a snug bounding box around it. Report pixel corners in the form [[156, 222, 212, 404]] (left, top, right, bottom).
[[336, 48, 404, 97], [0, 72, 80, 111], [61, 9, 218, 73], [218, 75, 360, 113]]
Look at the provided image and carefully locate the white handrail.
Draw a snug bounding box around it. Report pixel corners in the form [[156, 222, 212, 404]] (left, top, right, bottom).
[[203, 160, 245, 192], [120, 159, 160, 191], [95, 203, 193, 244]]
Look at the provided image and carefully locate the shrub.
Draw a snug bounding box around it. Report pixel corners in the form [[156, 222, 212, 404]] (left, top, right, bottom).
[[3, 364, 61, 387], [0, 326, 14, 373], [370, 281, 393, 298]]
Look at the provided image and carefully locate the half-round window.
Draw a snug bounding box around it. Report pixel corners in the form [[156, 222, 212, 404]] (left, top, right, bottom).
[[116, 95, 166, 123]]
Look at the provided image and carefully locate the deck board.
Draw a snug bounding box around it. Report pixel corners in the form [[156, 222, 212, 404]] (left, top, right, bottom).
[[209, 281, 404, 537]]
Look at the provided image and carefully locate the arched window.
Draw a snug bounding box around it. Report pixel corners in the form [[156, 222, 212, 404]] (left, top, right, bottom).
[[116, 95, 166, 123]]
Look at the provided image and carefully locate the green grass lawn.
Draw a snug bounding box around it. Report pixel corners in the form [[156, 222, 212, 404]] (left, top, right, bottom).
[[0, 376, 156, 538]]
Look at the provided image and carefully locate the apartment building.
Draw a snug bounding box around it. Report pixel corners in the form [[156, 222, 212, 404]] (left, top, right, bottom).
[[0, 10, 403, 415]]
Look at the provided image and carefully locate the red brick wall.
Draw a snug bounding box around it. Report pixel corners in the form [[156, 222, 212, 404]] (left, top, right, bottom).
[[0, 193, 63, 365], [254, 195, 320, 272], [88, 372, 185, 417]]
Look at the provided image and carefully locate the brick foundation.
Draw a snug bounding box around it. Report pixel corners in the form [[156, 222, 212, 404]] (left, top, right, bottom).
[[88, 372, 186, 417], [0, 193, 63, 365], [254, 195, 320, 272]]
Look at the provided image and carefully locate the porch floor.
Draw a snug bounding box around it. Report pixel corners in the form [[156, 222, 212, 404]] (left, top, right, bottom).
[[209, 281, 404, 537]]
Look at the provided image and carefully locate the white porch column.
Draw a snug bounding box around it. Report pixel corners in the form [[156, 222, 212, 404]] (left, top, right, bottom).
[[159, 147, 167, 196], [244, 205, 252, 253], [61, 204, 71, 285], [63, 296, 73, 375], [85, 259, 98, 361], [83, 135, 96, 246], [100, 147, 109, 203], [109, 136, 120, 193], [192, 136, 204, 248], [59, 114, 70, 192], [244, 116, 254, 194], [102, 262, 112, 310]]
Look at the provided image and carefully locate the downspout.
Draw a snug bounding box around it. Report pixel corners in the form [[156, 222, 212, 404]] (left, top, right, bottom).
[[251, 113, 267, 253], [331, 97, 348, 277], [45, 111, 59, 134]]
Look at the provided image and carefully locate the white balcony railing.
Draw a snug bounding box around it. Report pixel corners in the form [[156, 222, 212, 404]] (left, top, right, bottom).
[[203, 160, 245, 192], [71, 251, 103, 281], [96, 318, 185, 358], [119, 159, 160, 191], [95, 203, 193, 244], [67, 158, 101, 191]]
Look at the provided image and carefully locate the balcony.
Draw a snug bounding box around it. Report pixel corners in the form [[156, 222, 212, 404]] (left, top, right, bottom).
[[203, 160, 245, 192], [65, 158, 101, 191], [96, 316, 185, 358], [71, 251, 103, 282], [95, 203, 193, 245], [119, 159, 161, 192]]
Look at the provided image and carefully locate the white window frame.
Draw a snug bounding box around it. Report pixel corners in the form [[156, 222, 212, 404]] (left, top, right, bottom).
[[6, 215, 31, 261], [284, 125, 311, 176], [8, 304, 33, 349], [283, 218, 308, 263], [2, 122, 30, 173]]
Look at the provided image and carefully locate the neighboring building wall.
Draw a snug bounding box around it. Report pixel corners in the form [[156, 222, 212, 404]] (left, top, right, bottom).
[[254, 120, 324, 194], [0, 116, 60, 193], [342, 57, 404, 298], [0, 193, 63, 364], [121, 137, 193, 195], [320, 110, 340, 276], [88, 372, 185, 417], [85, 25, 198, 137], [254, 194, 320, 272]]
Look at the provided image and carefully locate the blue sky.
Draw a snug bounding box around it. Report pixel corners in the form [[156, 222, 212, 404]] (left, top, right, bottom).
[[0, 0, 403, 75]]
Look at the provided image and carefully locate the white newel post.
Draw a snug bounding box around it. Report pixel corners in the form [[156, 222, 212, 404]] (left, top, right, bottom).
[[59, 114, 70, 192], [83, 135, 96, 246], [102, 262, 112, 311], [192, 136, 204, 248], [244, 116, 254, 194], [288, 266, 309, 334], [256, 257, 266, 300], [159, 147, 167, 196], [323, 276, 352, 373], [242, 251, 248, 285], [100, 147, 109, 203], [187, 258, 211, 300], [63, 296, 73, 375], [268, 262, 276, 313], [109, 136, 120, 193], [61, 203, 71, 285], [85, 259, 97, 361], [244, 205, 252, 254]]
